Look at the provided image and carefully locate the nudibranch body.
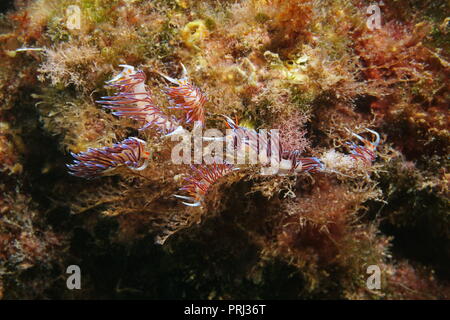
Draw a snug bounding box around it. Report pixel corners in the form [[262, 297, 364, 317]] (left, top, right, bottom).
[[98, 65, 184, 135], [222, 115, 324, 175], [158, 63, 207, 126], [346, 129, 380, 165], [67, 137, 149, 179], [174, 161, 238, 207]]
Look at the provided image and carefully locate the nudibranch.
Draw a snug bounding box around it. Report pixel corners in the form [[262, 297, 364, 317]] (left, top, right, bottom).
[[158, 63, 207, 126], [174, 161, 238, 207], [346, 129, 380, 165], [67, 137, 149, 179], [222, 115, 324, 175], [98, 65, 185, 136], [281, 150, 324, 173]]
